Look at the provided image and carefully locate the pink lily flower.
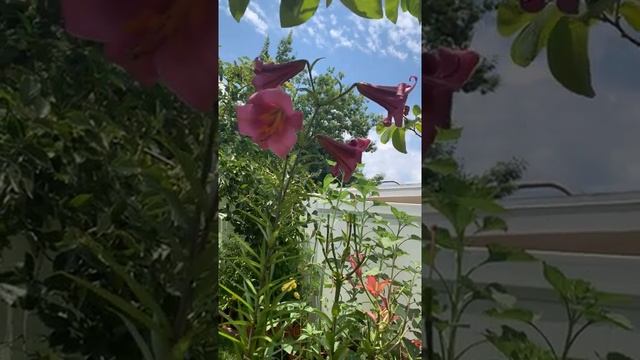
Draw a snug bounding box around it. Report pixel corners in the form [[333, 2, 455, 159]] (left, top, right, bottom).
[[423, 48, 480, 155], [236, 88, 303, 158], [61, 0, 217, 111], [356, 76, 418, 128], [317, 135, 371, 182], [252, 58, 307, 91]]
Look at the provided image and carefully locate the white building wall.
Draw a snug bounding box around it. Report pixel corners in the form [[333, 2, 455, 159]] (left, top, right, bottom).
[[424, 192, 640, 358]]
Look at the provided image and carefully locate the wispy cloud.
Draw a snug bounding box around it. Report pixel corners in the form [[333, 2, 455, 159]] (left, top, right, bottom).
[[243, 3, 269, 36], [329, 29, 354, 48], [363, 129, 421, 184], [288, 9, 420, 63]]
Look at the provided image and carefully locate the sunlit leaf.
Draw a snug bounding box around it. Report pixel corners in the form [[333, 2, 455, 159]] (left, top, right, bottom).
[[280, 0, 320, 27]]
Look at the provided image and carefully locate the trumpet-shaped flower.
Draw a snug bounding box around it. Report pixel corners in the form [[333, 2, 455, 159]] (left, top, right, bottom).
[[423, 48, 479, 154], [365, 275, 390, 298], [252, 58, 307, 91], [61, 0, 217, 111], [357, 76, 417, 128], [317, 135, 371, 182], [236, 88, 303, 158]]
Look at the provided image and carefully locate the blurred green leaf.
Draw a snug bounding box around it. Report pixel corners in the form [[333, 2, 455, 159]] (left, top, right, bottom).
[[229, 0, 251, 21], [280, 0, 320, 27], [486, 243, 537, 263], [511, 4, 561, 67], [547, 17, 595, 97], [340, 0, 384, 19], [391, 126, 407, 153], [425, 158, 458, 175], [385, 0, 399, 23], [497, 0, 535, 36], [620, 1, 640, 31]]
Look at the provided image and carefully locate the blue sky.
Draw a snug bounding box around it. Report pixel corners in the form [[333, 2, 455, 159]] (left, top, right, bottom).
[[219, 1, 422, 184], [455, 14, 640, 195]]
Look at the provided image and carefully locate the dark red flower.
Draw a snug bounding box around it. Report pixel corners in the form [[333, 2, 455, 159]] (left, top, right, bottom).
[[357, 76, 417, 128], [62, 0, 217, 111], [423, 48, 479, 155], [317, 135, 371, 182], [252, 58, 307, 91], [556, 0, 579, 14], [520, 0, 547, 12]]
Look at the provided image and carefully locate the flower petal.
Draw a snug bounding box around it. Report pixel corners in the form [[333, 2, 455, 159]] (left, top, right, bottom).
[[154, 6, 217, 111], [61, 0, 134, 42]]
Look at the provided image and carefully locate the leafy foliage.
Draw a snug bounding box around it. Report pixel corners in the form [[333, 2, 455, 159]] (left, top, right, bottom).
[[1, 1, 217, 358]]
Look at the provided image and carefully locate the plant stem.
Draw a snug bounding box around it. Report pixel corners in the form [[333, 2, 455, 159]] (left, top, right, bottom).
[[560, 301, 576, 360], [526, 321, 558, 359], [454, 339, 487, 360], [447, 231, 465, 360], [600, 13, 640, 48], [173, 111, 218, 349]]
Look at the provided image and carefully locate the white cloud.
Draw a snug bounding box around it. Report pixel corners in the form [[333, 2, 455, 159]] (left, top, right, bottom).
[[362, 129, 421, 184], [330, 14, 338, 26], [242, 3, 269, 36], [329, 29, 354, 48]]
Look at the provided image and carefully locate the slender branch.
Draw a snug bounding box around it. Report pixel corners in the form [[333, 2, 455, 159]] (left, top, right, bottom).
[[600, 13, 640, 48], [173, 112, 217, 340], [526, 321, 558, 359], [565, 320, 594, 357], [454, 339, 488, 360]]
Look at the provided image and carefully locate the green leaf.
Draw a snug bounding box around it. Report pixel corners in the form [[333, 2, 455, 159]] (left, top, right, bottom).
[[340, 0, 383, 19], [434, 127, 462, 142], [380, 126, 395, 144], [486, 326, 555, 360], [510, 4, 562, 67], [405, 0, 421, 21], [479, 216, 508, 232], [412, 104, 421, 116], [620, 1, 640, 31], [543, 263, 571, 298], [547, 17, 595, 97], [424, 158, 458, 175], [497, 0, 535, 36], [606, 352, 634, 360], [280, 0, 320, 27], [584, 0, 618, 18], [458, 197, 505, 213], [601, 312, 634, 330], [56, 272, 157, 331], [385, 0, 399, 23], [229, 0, 251, 21], [486, 307, 539, 323], [68, 194, 93, 208], [114, 312, 155, 360], [391, 127, 407, 153], [486, 243, 537, 263], [430, 226, 460, 251], [80, 238, 172, 332]]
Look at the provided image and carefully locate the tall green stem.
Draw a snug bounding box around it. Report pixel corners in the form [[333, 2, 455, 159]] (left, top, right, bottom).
[[447, 231, 465, 360], [173, 112, 217, 354]]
